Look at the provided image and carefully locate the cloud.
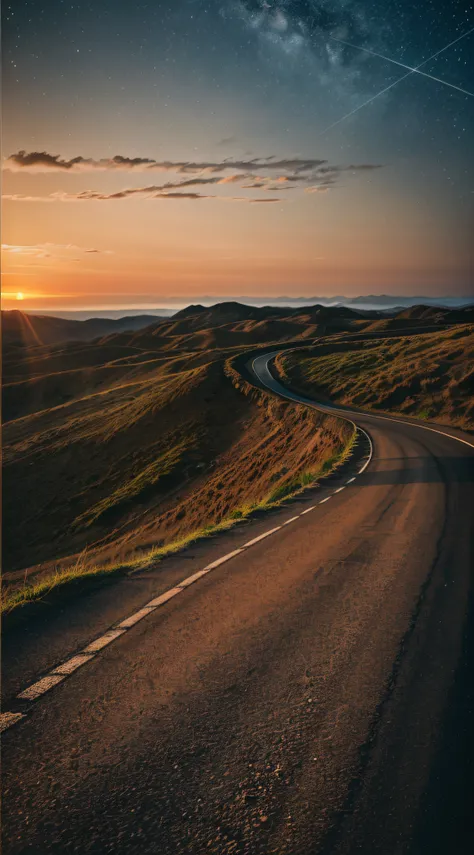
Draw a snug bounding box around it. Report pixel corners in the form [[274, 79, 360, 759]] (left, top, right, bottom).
[[218, 173, 252, 184], [154, 192, 209, 200], [2, 194, 57, 202], [164, 177, 222, 188], [3, 150, 157, 172], [3, 150, 382, 205], [2, 190, 283, 204], [344, 163, 383, 171], [1, 242, 112, 257], [3, 150, 328, 175]]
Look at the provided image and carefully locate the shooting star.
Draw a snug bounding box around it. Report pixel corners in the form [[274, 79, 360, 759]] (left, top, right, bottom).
[[330, 36, 474, 98], [320, 26, 474, 136]]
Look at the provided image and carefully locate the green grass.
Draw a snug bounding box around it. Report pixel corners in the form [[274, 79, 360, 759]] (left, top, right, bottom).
[[1, 519, 237, 616], [1, 430, 356, 619]]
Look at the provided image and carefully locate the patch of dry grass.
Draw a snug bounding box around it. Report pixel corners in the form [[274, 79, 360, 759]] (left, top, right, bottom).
[[281, 326, 474, 430], [1, 429, 355, 617], [3, 333, 354, 609]]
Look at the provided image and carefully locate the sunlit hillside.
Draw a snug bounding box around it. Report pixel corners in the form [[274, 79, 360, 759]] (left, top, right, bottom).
[[278, 325, 474, 429]]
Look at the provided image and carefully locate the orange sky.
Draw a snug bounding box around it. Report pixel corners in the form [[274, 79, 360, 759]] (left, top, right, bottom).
[[3, 162, 472, 311], [3, 1, 473, 312]]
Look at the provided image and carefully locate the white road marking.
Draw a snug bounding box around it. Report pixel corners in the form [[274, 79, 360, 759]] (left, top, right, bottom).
[[83, 629, 126, 653], [334, 487, 346, 494], [283, 515, 301, 525], [53, 654, 95, 676], [346, 477, 356, 484], [319, 497, 331, 504], [301, 506, 316, 515], [0, 712, 25, 733], [117, 606, 157, 629], [146, 587, 183, 607], [178, 570, 210, 589], [242, 527, 282, 548], [17, 674, 67, 701], [204, 548, 244, 570]]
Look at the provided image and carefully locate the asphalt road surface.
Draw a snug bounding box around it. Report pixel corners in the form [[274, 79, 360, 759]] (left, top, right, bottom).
[[2, 351, 474, 854]]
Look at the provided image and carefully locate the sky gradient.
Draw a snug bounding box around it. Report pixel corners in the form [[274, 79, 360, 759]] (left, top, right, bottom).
[[2, 1, 474, 310]]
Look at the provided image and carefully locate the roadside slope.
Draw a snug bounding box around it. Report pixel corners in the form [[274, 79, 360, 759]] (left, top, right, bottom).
[[2, 342, 352, 607], [277, 325, 474, 430]]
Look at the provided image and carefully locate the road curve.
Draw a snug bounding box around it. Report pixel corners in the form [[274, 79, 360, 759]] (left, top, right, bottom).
[[2, 351, 474, 855]]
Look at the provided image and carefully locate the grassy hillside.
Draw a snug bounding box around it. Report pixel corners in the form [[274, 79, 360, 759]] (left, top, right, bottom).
[[4, 301, 472, 612], [3, 335, 353, 605], [278, 325, 474, 430]]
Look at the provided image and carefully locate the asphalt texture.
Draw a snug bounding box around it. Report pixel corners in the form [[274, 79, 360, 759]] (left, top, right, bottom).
[[2, 352, 474, 854]]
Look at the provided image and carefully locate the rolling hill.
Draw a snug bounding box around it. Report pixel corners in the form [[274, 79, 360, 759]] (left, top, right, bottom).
[[2, 326, 352, 593], [3, 300, 473, 606], [278, 325, 474, 429], [1, 310, 164, 348]]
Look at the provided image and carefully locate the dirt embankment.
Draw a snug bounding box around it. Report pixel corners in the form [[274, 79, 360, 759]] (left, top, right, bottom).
[[277, 325, 474, 430]]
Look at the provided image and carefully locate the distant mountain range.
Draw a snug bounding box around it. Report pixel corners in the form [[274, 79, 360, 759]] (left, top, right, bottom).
[[133, 294, 474, 310], [3, 300, 473, 349], [1, 310, 162, 348], [2, 296, 474, 348]]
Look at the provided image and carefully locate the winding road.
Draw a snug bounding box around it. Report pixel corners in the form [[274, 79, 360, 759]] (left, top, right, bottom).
[[2, 350, 474, 854]]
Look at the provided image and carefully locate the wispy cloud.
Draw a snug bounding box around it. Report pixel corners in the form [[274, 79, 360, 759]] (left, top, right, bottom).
[[3, 190, 283, 203], [3, 149, 383, 204], [3, 151, 158, 172], [1, 243, 112, 257], [3, 150, 330, 175]]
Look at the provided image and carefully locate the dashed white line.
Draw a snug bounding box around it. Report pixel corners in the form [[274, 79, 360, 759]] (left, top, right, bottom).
[[0, 712, 25, 733], [204, 548, 244, 570], [53, 654, 95, 676], [319, 497, 331, 504], [83, 629, 126, 653], [334, 487, 346, 494], [346, 477, 356, 484], [146, 587, 183, 607], [301, 506, 316, 515], [283, 515, 301, 525], [177, 570, 210, 589], [17, 674, 67, 701], [117, 606, 157, 629], [242, 527, 282, 548]]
